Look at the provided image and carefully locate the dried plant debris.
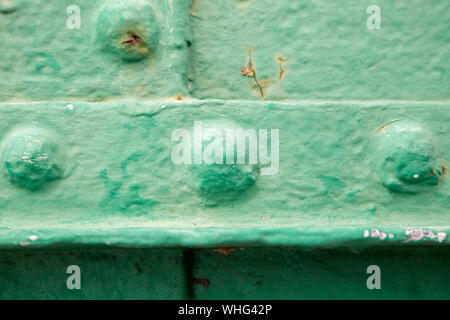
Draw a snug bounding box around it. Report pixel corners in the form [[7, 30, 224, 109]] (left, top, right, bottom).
[[241, 49, 264, 99], [276, 53, 288, 81]]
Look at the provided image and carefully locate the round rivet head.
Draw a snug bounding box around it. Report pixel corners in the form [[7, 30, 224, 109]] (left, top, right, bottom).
[[96, 0, 159, 61], [370, 120, 444, 194], [191, 121, 258, 206], [195, 163, 257, 206], [1, 127, 67, 190]]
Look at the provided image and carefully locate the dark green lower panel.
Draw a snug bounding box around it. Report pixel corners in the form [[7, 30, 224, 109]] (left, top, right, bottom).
[[1, 247, 448, 299], [0, 249, 187, 300], [191, 247, 450, 300]]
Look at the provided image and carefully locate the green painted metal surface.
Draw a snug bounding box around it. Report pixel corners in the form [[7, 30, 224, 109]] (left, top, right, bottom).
[[1, 247, 448, 300], [191, 247, 450, 300], [190, 0, 450, 100], [0, 249, 187, 299], [0, 0, 190, 101], [0, 0, 448, 299], [0, 101, 448, 248]]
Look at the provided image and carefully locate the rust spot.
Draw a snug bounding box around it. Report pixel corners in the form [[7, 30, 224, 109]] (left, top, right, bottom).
[[122, 34, 141, 45], [442, 164, 447, 175], [192, 278, 209, 288], [275, 54, 288, 81], [121, 33, 143, 49], [172, 95, 186, 101], [213, 247, 235, 256]]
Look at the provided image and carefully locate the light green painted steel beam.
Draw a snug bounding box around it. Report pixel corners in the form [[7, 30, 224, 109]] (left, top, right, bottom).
[[0, 100, 447, 248]]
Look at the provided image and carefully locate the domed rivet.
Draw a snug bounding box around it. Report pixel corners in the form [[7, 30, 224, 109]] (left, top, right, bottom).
[[369, 120, 444, 194], [96, 0, 159, 62], [190, 121, 259, 206], [1, 126, 67, 190]]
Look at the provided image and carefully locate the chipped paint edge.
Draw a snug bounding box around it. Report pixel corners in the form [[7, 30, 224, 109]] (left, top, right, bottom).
[[0, 226, 448, 250]]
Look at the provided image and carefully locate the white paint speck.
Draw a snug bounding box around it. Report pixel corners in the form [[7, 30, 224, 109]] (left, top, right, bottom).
[[405, 229, 424, 242], [437, 232, 447, 243], [413, 173, 419, 179], [66, 104, 74, 111], [367, 228, 393, 240], [28, 235, 38, 241], [405, 229, 445, 243], [371, 229, 380, 238]]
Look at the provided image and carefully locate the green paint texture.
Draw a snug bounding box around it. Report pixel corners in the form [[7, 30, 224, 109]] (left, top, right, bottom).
[[0, 101, 448, 247], [0, 0, 449, 299], [0, 0, 190, 101], [191, 247, 450, 300], [0, 249, 187, 299], [190, 0, 450, 100]]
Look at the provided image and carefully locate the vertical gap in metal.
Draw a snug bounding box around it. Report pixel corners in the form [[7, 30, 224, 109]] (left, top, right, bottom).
[[183, 249, 195, 299]]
